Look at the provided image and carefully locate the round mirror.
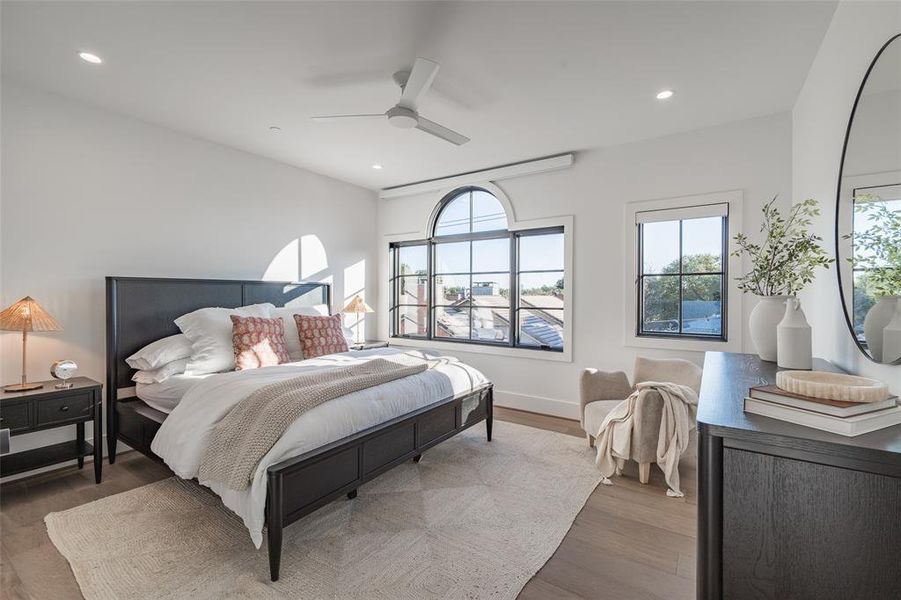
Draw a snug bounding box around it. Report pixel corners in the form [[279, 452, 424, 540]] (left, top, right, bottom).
[[836, 34, 901, 364]]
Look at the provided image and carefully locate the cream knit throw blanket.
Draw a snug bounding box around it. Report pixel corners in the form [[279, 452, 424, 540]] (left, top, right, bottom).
[[198, 356, 428, 490], [594, 381, 698, 497]]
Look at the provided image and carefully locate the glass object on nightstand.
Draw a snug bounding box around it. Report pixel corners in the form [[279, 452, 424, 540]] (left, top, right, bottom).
[[50, 359, 78, 389]]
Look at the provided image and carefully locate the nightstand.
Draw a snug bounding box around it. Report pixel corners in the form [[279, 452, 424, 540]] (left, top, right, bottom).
[[350, 340, 389, 350], [0, 377, 103, 483]]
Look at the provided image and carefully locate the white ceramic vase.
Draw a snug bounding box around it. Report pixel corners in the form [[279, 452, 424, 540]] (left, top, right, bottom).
[[863, 295, 900, 362], [777, 297, 812, 370], [880, 298, 901, 364], [749, 295, 789, 362]]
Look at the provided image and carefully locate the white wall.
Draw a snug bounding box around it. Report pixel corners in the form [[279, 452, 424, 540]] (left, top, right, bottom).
[[843, 89, 900, 176], [379, 112, 793, 418], [793, 1, 901, 394], [0, 81, 379, 465]]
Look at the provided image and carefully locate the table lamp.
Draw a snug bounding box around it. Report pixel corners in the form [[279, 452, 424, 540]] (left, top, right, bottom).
[[342, 295, 374, 344], [0, 296, 63, 392]]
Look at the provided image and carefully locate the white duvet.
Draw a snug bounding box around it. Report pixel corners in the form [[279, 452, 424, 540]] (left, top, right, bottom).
[[151, 347, 489, 547]]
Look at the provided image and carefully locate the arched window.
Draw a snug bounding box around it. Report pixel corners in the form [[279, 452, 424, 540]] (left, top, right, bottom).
[[389, 187, 565, 352], [433, 188, 508, 236]]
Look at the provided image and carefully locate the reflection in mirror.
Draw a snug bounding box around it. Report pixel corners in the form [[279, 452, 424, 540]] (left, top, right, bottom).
[[850, 188, 901, 361], [837, 34, 901, 364]]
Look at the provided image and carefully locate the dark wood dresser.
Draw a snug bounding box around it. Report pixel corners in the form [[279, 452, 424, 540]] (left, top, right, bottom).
[[696, 352, 901, 600]]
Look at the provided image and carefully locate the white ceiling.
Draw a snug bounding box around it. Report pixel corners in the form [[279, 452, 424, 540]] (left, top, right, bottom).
[[1, 1, 837, 190]]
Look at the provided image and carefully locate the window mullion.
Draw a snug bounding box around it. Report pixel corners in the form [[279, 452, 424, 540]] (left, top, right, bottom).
[[428, 242, 434, 340], [510, 232, 517, 348], [722, 214, 729, 341], [392, 245, 399, 337], [388, 247, 391, 328], [468, 239, 473, 341], [637, 223, 644, 335], [678, 219, 684, 334]]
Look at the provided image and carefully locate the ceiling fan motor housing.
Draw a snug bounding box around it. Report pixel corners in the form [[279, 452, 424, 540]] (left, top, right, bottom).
[[386, 106, 418, 129]]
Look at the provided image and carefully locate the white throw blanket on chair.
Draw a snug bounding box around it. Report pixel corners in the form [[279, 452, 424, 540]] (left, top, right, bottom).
[[593, 381, 698, 497]]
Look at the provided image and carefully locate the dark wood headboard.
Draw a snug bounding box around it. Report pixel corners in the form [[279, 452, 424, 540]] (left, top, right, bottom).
[[105, 276, 331, 395]]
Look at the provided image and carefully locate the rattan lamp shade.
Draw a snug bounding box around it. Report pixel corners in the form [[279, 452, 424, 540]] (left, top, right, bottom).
[[0, 296, 63, 332], [342, 296, 374, 314], [1, 297, 63, 392], [342, 295, 373, 344]]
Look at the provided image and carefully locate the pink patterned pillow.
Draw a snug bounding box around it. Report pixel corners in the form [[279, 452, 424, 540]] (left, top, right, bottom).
[[294, 314, 349, 359], [230, 315, 291, 370]]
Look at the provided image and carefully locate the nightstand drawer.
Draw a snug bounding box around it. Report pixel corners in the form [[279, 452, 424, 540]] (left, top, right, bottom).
[[0, 401, 30, 433], [36, 391, 93, 427]]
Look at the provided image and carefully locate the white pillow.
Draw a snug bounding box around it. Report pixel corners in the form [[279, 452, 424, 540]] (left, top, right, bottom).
[[175, 303, 274, 375], [125, 334, 193, 371], [131, 358, 189, 384], [270, 304, 330, 361]]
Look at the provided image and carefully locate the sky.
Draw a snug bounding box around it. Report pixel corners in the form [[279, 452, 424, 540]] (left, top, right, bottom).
[[642, 216, 723, 273]]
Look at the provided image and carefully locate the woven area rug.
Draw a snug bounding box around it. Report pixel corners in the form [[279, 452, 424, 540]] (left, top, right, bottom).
[[46, 420, 600, 600]]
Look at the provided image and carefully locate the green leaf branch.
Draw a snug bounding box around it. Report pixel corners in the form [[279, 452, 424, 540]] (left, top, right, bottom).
[[846, 195, 901, 297], [732, 197, 834, 296]]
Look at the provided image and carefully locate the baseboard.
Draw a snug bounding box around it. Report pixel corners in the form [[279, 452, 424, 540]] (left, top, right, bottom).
[[494, 390, 580, 420]]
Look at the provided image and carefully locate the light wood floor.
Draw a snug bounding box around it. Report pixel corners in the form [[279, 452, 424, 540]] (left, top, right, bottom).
[[0, 407, 696, 599]]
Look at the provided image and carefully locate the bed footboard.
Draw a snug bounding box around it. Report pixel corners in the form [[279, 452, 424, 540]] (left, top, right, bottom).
[[265, 384, 493, 581]]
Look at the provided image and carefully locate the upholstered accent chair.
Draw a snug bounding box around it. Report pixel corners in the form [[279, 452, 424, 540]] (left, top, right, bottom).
[[580, 357, 703, 484]]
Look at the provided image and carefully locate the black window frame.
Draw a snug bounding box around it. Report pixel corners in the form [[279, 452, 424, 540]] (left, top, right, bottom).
[[389, 242, 430, 339], [389, 187, 565, 353], [636, 211, 729, 342]]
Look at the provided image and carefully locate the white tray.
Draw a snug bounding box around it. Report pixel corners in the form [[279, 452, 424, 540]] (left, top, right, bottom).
[[775, 371, 889, 403]]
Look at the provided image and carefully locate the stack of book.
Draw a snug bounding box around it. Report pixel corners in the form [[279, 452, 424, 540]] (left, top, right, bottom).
[[744, 384, 901, 436]]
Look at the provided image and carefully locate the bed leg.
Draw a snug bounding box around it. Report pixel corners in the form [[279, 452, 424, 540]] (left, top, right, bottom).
[[266, 474, 283, 582], [268, 526, 282, 582], [486, 388, 494, 442], [107, 400, 117, 464], [412, 454, 422, 463], [347, 489, 357, 499]]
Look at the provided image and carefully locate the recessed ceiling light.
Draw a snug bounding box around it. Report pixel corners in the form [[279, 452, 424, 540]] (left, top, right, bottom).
[[656, 89, 675, 100], [78, 51, 102, 64], [372, 164, 383, 170], [269, 126, 282, 133]]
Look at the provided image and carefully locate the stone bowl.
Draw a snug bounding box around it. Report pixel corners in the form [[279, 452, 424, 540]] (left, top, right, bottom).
[[776, 371, 890, 403]]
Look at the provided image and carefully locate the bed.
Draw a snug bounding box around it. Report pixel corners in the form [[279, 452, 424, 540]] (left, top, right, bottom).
[[105, 276, 494, 581], [135, 373, 209, 413]]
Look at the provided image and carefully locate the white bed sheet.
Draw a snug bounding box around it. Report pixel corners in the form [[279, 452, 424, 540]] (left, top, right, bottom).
[[135, 373, 210, 414], [151, 348, 489, 548]]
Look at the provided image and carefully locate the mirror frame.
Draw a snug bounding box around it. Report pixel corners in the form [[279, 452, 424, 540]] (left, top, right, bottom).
[[834, 32, 901, 365]]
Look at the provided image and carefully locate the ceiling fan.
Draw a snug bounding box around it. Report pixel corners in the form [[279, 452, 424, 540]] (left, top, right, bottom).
[[311, 58, 470, 146]]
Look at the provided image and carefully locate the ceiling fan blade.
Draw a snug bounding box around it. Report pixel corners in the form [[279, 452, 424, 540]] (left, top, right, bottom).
[[415, 116, 470, 145], [311, 113, 385, 121], [399, 58, 439, 109]]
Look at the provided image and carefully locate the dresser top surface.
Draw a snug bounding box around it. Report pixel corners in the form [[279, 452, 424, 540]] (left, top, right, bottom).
[[1, 376, 101, 402], [697, 352, 901, 457]]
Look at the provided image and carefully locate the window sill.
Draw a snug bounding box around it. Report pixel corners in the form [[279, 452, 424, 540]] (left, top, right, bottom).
[[624, 334, 741, 353], [389, 336, 572, 362]]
